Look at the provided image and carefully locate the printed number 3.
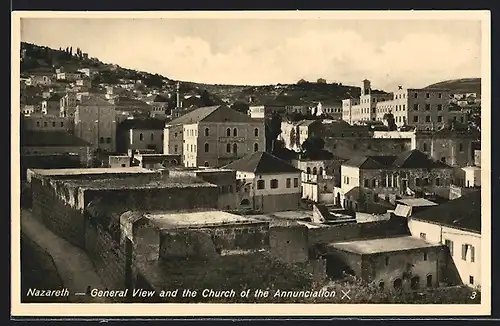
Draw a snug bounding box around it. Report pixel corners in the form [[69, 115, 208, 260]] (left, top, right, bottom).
[[470, 292, 477, 300]]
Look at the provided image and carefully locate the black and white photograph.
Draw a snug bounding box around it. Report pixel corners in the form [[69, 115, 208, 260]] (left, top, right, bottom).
[[11, 11, 490, 317]]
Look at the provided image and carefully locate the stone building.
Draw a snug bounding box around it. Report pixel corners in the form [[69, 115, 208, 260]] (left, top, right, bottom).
[[340, 149, 454, 209], [116, 118, 165, 154], [164, 105, 265, 168], [74, 96, 117, 153], [280, 120, 323, 152], [224, 151, 302, 213], [408, 191, 481, 288]]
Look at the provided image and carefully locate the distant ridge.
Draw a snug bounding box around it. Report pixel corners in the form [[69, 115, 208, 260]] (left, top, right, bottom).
[[424, 78, 481, 94]]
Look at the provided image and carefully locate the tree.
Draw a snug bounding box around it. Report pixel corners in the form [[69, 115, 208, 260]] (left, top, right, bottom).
[[301, 136, 325, 155], [230, 101, 249, 115]]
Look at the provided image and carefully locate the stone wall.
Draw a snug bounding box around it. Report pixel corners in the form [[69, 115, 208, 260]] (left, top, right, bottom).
[[253, 192, 302, 213], [325, 137, 411, 159], [159, 223, 270, 261], [269, 223, 309, 264], [309, 217, 409, 245]]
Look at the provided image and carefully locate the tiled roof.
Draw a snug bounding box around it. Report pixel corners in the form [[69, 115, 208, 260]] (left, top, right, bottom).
[[168, 105, 255, 126], [344, 150, 450, 170], [411, 191, 481, 233], [22, 131, 91, 147], [223, 151, 301, 174], [167, 106, 221, 125], [118, 118, 166, 130], [79, 96, 114, 107]]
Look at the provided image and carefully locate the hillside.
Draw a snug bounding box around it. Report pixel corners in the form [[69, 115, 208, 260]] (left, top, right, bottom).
[[424, 78, 481, 94], [21, 42, 385, 109]]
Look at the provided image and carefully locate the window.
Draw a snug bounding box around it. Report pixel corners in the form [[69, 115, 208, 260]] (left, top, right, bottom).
[[270, 179, 279, 189], [36, 121, 40, 127], [438, 93, 442, 98], [471, 246, 475, 262], [286, 178, 291, 188], [393, 278, 402, 290], [319, 167, 323, 175], [44, 121, 48, 127], [413, 116, 418, 123], [426, 274, 433, 287], [204, 143, 209, 152], [139, 133, 144, 141], [425, 115, 431, 122], [462, 244, 474, 261], [426, 93, 430, 98], [413, 104, 419, 110], [232, 143, 238, 154], [174, 132, 178, 138], [205, 128, 209, 136], [364, 179, 370, 187], [420, 232, 426, 240], [415, 178, 420, 187], [437, 104, 443, 110], [435, 177, 441, 186], [294, 178, 299, 187], [204, 161, 209, 167], [414, 93, 418, 98], [233, 128, 238, 136], [469, 276, 474, 285], [441, 157, 446, 163], [307, 167, 311, 174], [254, 128, 259, 137], [423, 143, 428, 151], [423, 252, 428, 261], [372, 179, 377, 188], [445, 239, 454, 256], [460, 116, 464, 123], [257, 180, 265, 190], [174, 145, 178, 153], [51, 121, 55, 127], [106, 137, 111, 144], [402, 104, 406, 111], [226, 143, 231, 153], [312, 167, 317, 175], [99, 137, 104, 144], [437, 116, 443, 122], [425, 104, 431, 111], [459, 143, 464, 152], [150, 133, 154, 141], [345, 176, 349, 185], [121, 164, 126, 167], [226, 128, 231, 136], [254, 143, 259, 152]]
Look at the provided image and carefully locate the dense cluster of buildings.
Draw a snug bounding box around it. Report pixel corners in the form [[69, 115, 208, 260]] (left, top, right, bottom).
[[20, 63, 482, 302]]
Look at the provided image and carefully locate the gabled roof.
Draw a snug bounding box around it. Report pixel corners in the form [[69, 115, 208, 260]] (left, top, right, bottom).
[[79, 96, 114, 107], [411, 191, 481, 233], [343, 156, 397, 169], [223, 151, 301, 174], [168, 105, 255, 126], [392, 149, 450, 169]]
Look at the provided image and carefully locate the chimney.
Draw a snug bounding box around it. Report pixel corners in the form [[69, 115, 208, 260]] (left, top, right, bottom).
[[398, 85, 403, 90]]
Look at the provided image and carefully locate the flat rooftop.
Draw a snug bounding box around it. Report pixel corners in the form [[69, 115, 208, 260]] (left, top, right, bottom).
[[146, 211, 263, 229], [396, 198, 438, 207], [28, 167, 155, 177], [328, 236, 442, 255], [62, 176, 216, 190]]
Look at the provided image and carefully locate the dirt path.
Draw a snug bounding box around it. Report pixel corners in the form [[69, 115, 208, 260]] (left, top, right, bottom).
[[20, 209, 109, 303]]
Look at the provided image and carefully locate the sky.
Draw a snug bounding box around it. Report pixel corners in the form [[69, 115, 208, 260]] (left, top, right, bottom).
[[20, 16, 482, 91]]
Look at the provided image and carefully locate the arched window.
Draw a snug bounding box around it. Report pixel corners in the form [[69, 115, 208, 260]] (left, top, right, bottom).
[[319, 167, 323, 175], [233, 143, 238, 154], [233, 128, 238, 136], [254, 143, 259, 152], [204, 161, 209, 167], [254, 128, 259, 137], [307, 167, 311, 174], [426, 274, 433, 287], [226, 143, 231, 153], [240, 199, 250, 206], [226, 128, 231, 136], [312, 167, 318, 175], [204, 143, 209, 152], [204, 128, 209, 136], [139, 133, 144, 141]]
